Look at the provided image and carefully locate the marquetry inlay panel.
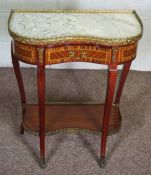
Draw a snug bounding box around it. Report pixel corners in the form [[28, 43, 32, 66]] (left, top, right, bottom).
[[14, 42, 37, 64], [45, 45, 112, 64], [13, 41, 137, 65], [118, 43, 137, 63]]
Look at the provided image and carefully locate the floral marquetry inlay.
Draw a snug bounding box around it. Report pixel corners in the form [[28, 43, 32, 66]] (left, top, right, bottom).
[[9, 9, 143, 169], [13, 42, 138, 65], [45, 45, 112, 64]]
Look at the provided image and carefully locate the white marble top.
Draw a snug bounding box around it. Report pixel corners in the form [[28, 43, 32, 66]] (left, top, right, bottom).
[[9, 10, 143, 45]]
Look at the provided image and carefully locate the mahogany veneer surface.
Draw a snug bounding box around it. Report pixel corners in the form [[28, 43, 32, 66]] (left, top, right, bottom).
[[23, 104, 121, 134]]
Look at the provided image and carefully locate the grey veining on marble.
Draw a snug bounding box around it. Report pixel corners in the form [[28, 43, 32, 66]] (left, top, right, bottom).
[[9, 11, 142, 41]]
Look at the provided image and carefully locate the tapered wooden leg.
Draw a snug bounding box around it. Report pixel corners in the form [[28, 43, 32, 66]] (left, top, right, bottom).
[[114, 61, 132, 106], [11, 43, 25, 134], [37, 48, 46, 168], [100, 64, 117, 167]]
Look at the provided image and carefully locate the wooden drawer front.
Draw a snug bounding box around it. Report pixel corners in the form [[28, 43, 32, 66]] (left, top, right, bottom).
[[118, 43, 137, 63], [45, 45, 112, 64], [14, 42, 37, 64]]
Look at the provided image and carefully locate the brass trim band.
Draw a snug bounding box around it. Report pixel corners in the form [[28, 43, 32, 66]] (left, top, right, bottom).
[[8, 9, 143, 46]]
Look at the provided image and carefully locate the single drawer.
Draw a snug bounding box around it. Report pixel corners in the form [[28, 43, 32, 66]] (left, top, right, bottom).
[[45, 45, 112, 64]]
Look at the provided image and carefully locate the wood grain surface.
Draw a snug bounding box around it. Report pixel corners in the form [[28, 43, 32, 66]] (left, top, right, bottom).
[[23, 104, 121, 134], [13, 41, 137, 65]]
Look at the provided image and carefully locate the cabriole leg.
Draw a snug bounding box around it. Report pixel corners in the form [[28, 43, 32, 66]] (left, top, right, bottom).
[[114, 61, 132, 106], [100, 64, 117, 168], [11, 42, 26, 134]]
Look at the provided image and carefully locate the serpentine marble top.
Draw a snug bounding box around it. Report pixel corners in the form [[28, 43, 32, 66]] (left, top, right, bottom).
[[8, 9, 143, 46]]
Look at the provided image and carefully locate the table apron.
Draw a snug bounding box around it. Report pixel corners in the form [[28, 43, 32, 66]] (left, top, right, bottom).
[[13, 41, 137, 65]]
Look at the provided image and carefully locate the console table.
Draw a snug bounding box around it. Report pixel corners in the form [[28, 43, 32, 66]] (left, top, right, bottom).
[[8, 9, 143, 168]]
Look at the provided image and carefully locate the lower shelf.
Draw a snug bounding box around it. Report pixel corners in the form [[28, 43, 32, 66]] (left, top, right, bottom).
[[23, 103, 121, 134]]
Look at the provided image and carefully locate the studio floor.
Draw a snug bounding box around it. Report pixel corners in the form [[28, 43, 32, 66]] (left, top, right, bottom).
[[0, 68, 151, 175]]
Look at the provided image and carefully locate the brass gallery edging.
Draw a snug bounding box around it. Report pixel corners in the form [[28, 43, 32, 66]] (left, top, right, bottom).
[[8, 9, 143, 46]]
